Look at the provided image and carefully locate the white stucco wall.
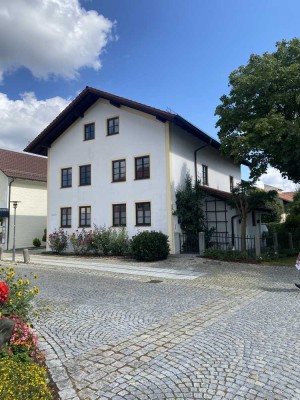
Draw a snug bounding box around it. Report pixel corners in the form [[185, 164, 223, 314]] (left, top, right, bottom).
[[169, 123, 242, 236], [8, 179, 47, 249], [0, 171, 8, 208], [48, 99, 169, 243]]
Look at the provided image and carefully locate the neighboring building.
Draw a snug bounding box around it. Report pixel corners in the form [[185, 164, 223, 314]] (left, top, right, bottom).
[[264, 184, 295, 222], [25, 87, 254, 253], [0, 149, 47, 250]]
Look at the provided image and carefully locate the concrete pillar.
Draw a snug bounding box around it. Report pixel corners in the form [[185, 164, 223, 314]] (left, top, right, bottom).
[[255, 234, 261, 257], [174, 233, 181, 254], [199, 232, 206, 256], [23, 248, 30, 264]]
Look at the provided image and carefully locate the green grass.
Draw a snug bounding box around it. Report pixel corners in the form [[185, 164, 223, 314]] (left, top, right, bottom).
[[263, 256, 296, 267]]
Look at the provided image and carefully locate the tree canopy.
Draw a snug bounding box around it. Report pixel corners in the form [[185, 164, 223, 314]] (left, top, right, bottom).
[[215, 38, 300, 183]]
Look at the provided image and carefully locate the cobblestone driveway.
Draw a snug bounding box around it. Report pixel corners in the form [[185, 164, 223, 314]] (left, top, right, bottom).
[[9, 256, 300, 399]]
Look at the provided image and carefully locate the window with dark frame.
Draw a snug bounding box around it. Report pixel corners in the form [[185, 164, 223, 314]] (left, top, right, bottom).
[[84, 123, 95, 140], [79, 206, 91, 227], [230, 176, 234, 191], [61, 207, 71, 228], [202, 165, 208, 186], [107, 117, 119, 135], [136, 202, 151, 226], [135, 156, 150, 180], [61, 168, 72, 188], [79, 164, 91, 186], [112, 159, 126, 182], [113, 204, 126, 226]]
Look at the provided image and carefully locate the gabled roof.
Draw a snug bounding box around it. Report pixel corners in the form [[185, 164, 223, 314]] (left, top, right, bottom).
[[278, 192, 295, 203], [24, 86, 224, 156], [0, 149, 47, 182]]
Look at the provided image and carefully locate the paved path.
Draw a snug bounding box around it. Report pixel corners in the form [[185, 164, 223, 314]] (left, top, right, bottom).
[[2, 255, 300, 399]]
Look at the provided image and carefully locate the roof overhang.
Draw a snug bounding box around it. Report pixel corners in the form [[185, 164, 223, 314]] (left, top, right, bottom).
[[24, 86, 247, 166]]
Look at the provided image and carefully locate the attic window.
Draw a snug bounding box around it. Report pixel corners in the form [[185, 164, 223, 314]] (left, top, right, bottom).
[[107, 117, 119, 135], [84, 123, 95, 140]]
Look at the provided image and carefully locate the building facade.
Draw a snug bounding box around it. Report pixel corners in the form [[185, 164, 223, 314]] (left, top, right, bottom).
[[0, 149, 47, 250], [25, 87, 246, 253]]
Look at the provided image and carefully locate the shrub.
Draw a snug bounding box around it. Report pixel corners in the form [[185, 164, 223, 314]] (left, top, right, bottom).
[[48, 229, 68, 254], [0, 357, 52, 400], [69, 229, 93, 254], [203, 247, 255, 262], [32, 238, 41, 248], [110, 228, 130, 256], [0, 267, 39, 321], [131, 231, 169, 261]]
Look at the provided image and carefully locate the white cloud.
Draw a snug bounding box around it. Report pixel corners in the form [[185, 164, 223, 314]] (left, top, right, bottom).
[[257, 167, 299, 192], [0, 0, 115, 81], [0, 92, 69, 150]]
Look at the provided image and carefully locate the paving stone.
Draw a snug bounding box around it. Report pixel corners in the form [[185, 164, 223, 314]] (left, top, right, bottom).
[[9, 255, 300, 399]]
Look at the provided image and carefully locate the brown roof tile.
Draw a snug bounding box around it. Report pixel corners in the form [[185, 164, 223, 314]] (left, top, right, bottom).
[[0, 149, 47, 182], [278, 192, 295, 203]]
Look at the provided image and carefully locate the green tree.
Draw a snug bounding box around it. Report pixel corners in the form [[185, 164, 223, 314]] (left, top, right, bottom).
[[228, 181, 277, 250], [173, 173, 206, 234], [285, 189, 300, 232], [215, 38, 300, 183]]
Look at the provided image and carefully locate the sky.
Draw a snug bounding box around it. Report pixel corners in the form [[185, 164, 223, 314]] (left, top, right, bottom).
[[0, 0, 299, 191]]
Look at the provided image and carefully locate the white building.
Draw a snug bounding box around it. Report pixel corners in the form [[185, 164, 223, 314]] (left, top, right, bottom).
[[0, 149, 47, 250], [25, 87, 256, 253]]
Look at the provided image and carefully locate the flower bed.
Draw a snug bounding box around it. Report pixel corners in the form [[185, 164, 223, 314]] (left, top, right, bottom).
[[0, 267, 54, 400]]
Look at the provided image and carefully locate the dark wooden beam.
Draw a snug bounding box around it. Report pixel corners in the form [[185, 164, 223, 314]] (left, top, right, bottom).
[[156, 116, 167, 123], [110, 100, 121, 108]]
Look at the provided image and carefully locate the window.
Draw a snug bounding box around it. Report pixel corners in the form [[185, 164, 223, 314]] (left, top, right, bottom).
[[135, 156, 150, 180], [79, 206, 91, 227], [230, 176, 234, 191], [112, 159, 126, 182], [113, 204, 126, 226], [107, 117, 119, 135], [84, 123, 95, 140], [61, 207, 71, 228], [136, 202, 151, 226], [61, 168, 72, 188], [79, 165, 91, 186], [202, 165, 208, 185]]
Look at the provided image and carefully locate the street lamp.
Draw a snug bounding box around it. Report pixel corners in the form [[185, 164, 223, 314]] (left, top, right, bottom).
[[10, 201, 20, 262]]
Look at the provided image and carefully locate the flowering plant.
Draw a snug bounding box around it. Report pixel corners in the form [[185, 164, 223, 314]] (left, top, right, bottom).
[[0, 281, 10, 305], [48, 229, 68, 253], [0, 267, 39, 322], [9, 316, 38, 356]]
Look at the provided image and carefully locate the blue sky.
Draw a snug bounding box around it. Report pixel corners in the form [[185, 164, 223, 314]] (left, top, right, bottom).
[[1, 0, 300, 189]]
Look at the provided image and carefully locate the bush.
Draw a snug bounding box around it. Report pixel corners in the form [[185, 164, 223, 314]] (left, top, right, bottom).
[[48, 229, 68, 254], [0, 267, 39, 321], [202, 247, 255, 262], [110, 228, 130, 256], [0, 357, 53, 400], [131, 231, 169, 261], [69, 229, 93, 254], [32, 238, 41, 248]]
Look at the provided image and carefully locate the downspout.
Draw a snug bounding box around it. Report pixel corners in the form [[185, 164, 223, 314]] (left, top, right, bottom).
[[7, 177, 15, 250], [194, 138, 213, 183]]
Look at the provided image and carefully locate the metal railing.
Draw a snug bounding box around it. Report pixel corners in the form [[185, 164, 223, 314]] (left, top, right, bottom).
[[207, 232, 256, 256]]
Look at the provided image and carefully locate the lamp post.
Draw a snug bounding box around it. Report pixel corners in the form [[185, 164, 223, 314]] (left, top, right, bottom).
[[11, 201, 20, 262]]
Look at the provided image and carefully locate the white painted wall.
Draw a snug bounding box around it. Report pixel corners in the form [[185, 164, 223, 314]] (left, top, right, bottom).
[[0, 171, 8, 208], [8, 179, 47, 249], [48, 99, 168, 242], [169, 123, 241, 236]]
